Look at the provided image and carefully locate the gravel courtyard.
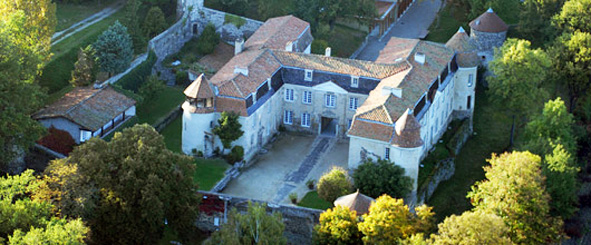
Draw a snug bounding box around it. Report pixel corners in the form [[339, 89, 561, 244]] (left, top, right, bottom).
[[222, 133, 349, 205]]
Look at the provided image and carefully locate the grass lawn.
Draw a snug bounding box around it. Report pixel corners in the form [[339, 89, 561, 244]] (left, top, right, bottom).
[[160, 116, 182, 153], [327, 24, 367, 58], [298, 191, 333, 210], [136, 86, 185, 125], [194, 159, 230, 191], [55, 0, 118, 32], [425, 5, 469, 44], [427, 86, 516, 222]]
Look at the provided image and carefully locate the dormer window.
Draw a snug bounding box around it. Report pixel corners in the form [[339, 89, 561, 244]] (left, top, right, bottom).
[[351, 76, 359, 88], [304, 69, 313, 81]]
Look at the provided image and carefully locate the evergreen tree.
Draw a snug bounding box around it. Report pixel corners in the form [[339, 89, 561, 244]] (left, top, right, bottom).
[[143, 6, 167, 38], [70, 45, 97, 87], [212, 111, 244, 152], [94, 21, 134, 76]]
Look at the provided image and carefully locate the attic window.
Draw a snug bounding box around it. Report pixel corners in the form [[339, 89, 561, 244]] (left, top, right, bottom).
[[351, 76, 359, 88], [304, 69, 313, 81]]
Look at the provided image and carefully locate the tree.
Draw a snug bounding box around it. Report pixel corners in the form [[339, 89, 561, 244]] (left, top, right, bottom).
[[317, 166, 353, 203], [0, 0, 56, 68], [352, 159, 413, 199], [139, 75, 166, 101], [123, 0, 147, 54], [257, 0, 288, 20], [212, 111, 244, 153], [0, 13, 46, 170], [313, 205, 362, 245], [206, 202, 286, 245], [518, 0, 564, 46], [196, 23, 220, 55], [429, 211, 512, 245], [467, 151, 563, 244], [0, 170, 89, 243], [522, 98, 577, 155], [317, 0, 377, 29], [7, 218, 88, 245], [37, 127, 76, 155], [543, 143, 579, 218], [37, 124, 200, 244], [467, 0, 521, 22], [143, 6, 167, 38], [488, 39, 551, 121], [553, 0, 591, 33], [70, 45, 97, 87], [549, 31, 591, 109], [94, 21, 134, 76], [358, 195, 434, 244]]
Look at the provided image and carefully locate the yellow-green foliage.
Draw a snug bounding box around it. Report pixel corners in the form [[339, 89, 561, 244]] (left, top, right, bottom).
[[429, 211, 512, 245], [314, 205, 361, 244], [316, 166, 353, 203]]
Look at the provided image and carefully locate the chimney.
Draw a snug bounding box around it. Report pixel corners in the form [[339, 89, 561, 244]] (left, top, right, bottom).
[[285, 41, 293, 52], [381, 86, 402, 98], [325, 47, 331, 57], [234, 37, 244, 55], [234, 66, 248, 76], [414, 52, 426, 65]]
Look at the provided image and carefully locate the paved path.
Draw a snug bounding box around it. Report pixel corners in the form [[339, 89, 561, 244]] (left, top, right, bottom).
[[355, 0, 442, 61], [51, 1, 125, 46]]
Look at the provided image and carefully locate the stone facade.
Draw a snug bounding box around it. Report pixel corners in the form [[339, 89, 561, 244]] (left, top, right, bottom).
[[470, 29, 507, 52], [191, 7, 264, 43]]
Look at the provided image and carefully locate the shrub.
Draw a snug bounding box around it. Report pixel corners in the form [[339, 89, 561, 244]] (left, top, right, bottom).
[[117, 51, 157, 92], [289, 193, 298, 204], [306, 179, 314, 190], [317, 167, 353, 203], [196, 23, 220, 55], [224, 14, 246, 28], [226, 145, 244, 164], [353, 159, 413, 199], [139, 75, 166, 101], [37, 127, 76, 155], [175, 70, 189, 85]]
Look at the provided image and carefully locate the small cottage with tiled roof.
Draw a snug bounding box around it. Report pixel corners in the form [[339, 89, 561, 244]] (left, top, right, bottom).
[[182, 14, 480, 195], [469, 8, 508, 60], [33, 86, 136, 144]]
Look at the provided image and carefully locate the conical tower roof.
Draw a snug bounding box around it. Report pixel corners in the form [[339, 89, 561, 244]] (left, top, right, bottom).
[[334, 190, 375, 215], [184, 74, 214, 99], [469, 8, 508, 33], [392, 109, 423, 148], [446, 27, 480, 67]]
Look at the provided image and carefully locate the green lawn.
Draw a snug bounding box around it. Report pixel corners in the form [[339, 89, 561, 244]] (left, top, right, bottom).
[[298, 191, 333, 210], [136, 86, 185, 125], [427, 86, 516, 222], [194, 159, 230, 191], [160, 116, 182, 153], [55, 0, 118, 32], [425, 5, 469, 44]]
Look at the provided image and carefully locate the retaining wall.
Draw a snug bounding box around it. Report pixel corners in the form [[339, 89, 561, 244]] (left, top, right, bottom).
[[192, 8, 263, 42], [417, 158, 455, 203], [196, 191, 322, 245]]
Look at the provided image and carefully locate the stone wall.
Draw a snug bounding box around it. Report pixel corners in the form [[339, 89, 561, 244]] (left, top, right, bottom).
[[191, 8, 263, 43], [149, 12, 193, 61], [446, 118, 472, 155], [417, 157, 455, 203], [470, 29, 506, 52], [196, 191, 322, 244]]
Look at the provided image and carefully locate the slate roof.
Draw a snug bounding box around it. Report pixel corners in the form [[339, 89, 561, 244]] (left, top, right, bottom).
[[33, 86, 136, 131], [184, 74, 214, 99], [469, 8, 508, 33], [244, 15, 309, 50], [334, 190, 375, 215]]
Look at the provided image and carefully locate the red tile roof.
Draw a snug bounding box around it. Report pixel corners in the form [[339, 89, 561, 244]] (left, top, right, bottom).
[[469, 9, 508, 33], [244, 15, 309, 50]]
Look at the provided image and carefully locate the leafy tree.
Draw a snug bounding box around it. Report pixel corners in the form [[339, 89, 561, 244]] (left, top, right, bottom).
[[553, 0, 591, 33], [352, 159, 413, 199], [143, 6, 167, 38], [139, 75, 166, 101], [468, 151, 563, 244], [543, 143, 579, 218], [70, 45, 97, 87], [0, 0, 56, 67], [7, 218, 88, 245], [0, 170, 89, 243], [37, 127, 76, 155], [313, 205, 362, 245], [257, 0, 288, 20], [206, 202, 286, 245], [0, 13, 46, 169], [94, 21, 134, 76], [196, 23, 220, 55], [549, 31, 591, 109], [317, 166, 353, 203], [317, 0, 377, 29], [358, 195, 434, 244], [522, 98, 577, 155], [37, 124, 200, 244], [219, 0, 250, 15], [123, 0, 147, 54], [518, 0, 564, 46], [467, 0, 521, 23], [429, 211, 512, 245], [212, 111, 244, 152]]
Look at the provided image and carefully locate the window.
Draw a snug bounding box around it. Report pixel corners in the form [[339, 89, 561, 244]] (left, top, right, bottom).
[[467, 96, 471, 109], [304, 69, 313, 81], [80, 130, 92, 142], [351, 76, 359, 88], [285, 88, 294, 101], [468, 74, 474, 87], [325, 94, 336, 107], [385, 147, 390, 160], [349, 97, 359, 110], [302, 91, 312, 104], [284, 110, 293, 124], [301, 113, 311, 127]]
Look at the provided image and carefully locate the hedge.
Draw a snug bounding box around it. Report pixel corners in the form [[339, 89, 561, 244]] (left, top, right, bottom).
[[116, 51, 157, 92], [39, 47, 80, 94]]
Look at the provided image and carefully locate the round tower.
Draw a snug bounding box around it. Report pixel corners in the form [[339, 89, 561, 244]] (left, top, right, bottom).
[[469, 8, 508, 53], [182, 74, 216, 156], [446, 27, 478, 120], [391, 109, 424, 193]]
